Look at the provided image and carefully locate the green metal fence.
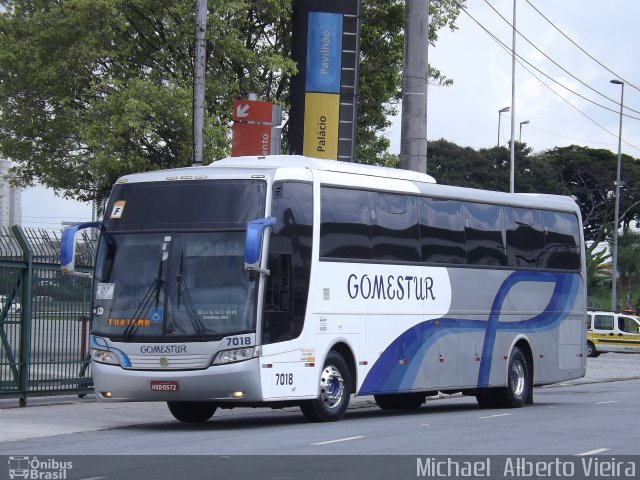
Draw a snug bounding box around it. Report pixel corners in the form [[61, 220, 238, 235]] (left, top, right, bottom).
[[0, 225, 96, 405]]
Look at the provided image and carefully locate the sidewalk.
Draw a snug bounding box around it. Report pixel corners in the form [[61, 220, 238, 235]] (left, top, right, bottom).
[[554, 352, 640, 386], [1, 353, 639, 444]]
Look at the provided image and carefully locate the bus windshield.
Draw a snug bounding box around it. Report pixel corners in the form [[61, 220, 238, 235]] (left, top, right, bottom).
[[93, 231, 256, 340], [91, 179, 266, 341]]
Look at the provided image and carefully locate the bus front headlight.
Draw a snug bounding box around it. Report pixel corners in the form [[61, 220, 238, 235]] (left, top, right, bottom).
[[213, 347, 255, 365], [91, 348, 122, 366]]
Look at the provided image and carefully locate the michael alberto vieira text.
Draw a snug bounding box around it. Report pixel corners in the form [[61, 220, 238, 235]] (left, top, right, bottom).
[[416, 457, 637, 477]]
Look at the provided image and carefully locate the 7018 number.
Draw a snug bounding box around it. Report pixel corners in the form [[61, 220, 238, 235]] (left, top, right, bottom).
[[226, 336, 251, 347], [275, 373, 294, 386]]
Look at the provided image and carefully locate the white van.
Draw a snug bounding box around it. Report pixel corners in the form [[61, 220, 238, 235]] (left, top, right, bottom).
[[0, 294, 21, 316], [586, 310, 640, 357]]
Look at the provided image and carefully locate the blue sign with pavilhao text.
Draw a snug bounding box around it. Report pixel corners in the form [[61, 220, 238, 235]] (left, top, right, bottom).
[[305, 12, 343, 93]]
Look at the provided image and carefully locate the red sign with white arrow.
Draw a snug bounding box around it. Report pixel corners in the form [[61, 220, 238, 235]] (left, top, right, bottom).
[[233, 99, 273, 123], [232, 123, 271, 157]]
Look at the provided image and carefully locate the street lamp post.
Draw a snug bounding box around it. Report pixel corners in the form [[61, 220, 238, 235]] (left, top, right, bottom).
[[497, 106, 510, 151], [509, 0, 517, 194], [610, 79, 624, 312], [519, 120, 530, 143]]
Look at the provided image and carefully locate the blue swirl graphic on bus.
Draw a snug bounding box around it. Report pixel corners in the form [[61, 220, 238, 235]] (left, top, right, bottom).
[[91, 335, 131, 368], [359, 272, 580, 394]]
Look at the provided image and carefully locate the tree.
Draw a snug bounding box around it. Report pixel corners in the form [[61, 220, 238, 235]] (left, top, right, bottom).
[[616, 229, 640, 311], [0, 0, 297, 201], [0, 0, 466, 202], [426, 139, 565, 195], [533, 145, 640, 243], [427, 138, 507, 190], [356, 0, 464, 165], [585, 242, 611, 310]]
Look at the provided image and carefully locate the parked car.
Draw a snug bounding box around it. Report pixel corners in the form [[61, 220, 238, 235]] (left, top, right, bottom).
[[32, 295, 55, 302], [0, 294, 21, 315], [586, 310, 640, 357]]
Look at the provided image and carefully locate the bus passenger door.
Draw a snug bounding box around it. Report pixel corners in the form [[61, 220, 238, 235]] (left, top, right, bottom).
[[259, 181, 314, 400]]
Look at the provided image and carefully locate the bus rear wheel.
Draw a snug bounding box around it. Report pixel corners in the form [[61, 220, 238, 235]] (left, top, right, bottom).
[[492, 346, 530, 408], [300, 351, 351, 422], [374, 392, 426, 410], [167, 401, 217, 422]]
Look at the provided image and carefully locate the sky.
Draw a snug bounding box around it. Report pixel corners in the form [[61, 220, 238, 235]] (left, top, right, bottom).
[[20, 0, 640, 230], [21, 188, 93, 230], [388, 0, 640, 157]]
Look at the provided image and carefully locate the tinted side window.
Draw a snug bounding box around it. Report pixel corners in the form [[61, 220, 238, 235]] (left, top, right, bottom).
[[372, 193, 420, 262], [463, 203, 507, 266], [263, 182, 313, 345], [619, 316, 640, 334], [320, 187, 372, 259], [506, 208, 545, 268], [594, 314, 614, 330], [419, 198, 466, 264], [542, 211, 581, 270]]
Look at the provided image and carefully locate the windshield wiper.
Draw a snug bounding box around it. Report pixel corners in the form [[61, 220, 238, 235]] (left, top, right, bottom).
[[122, 256, 164, 341], [176, 251, 207, 340]]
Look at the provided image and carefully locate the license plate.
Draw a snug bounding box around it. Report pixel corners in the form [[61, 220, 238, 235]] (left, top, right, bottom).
[[150, 381, 179, 392]]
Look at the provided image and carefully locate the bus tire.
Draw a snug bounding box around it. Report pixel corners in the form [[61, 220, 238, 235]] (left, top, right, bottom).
[[374, 393, 425, 410], [586, 341, 599, 358], [167, 401, 217, 422], [475, 389, 498, 408], [493, 347, 530, 408], [300, 351, 351, 422]]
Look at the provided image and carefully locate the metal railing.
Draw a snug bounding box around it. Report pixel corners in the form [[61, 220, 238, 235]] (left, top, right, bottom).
[[0, 226, 96, 405]]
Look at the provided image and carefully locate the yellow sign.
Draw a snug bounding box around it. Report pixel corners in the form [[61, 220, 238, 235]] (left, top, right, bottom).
[[303, 92, 340, 159], [108, 318, 151, 328]]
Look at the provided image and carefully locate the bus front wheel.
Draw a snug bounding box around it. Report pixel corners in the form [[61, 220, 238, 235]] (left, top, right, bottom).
[[167, 401, 217, 422], [300, 351, 351, 422]]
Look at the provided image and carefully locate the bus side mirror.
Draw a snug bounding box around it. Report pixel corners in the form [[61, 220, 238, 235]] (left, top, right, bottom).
[[60, 221, 102, 274], [244, 217, 276, 274]]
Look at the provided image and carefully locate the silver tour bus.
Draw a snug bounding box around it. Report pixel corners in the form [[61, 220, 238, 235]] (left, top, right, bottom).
[[61, 155, 587, 422]]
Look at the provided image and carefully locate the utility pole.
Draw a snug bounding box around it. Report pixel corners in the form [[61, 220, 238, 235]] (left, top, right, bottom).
[[192, 0, 207, 167], [399, 0, 429, 173], [509, 0, 516, 192], [610, 79, 625, 312]]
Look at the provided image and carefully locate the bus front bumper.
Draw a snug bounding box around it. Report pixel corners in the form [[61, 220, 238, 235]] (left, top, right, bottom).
[[91, 357, 263, 402]]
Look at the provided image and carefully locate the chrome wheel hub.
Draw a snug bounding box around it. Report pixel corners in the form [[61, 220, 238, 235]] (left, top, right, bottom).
[[510, 360, 525, 397], [319, 365, 344, 409]]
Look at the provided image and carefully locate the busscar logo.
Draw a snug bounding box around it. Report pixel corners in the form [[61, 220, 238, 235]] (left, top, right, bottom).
[[8, 456, 73, 479]]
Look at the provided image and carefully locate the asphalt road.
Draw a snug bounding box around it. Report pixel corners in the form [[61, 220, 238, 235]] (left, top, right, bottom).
[[1, 378, 639, 455], [1, 354, 639, 480]]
